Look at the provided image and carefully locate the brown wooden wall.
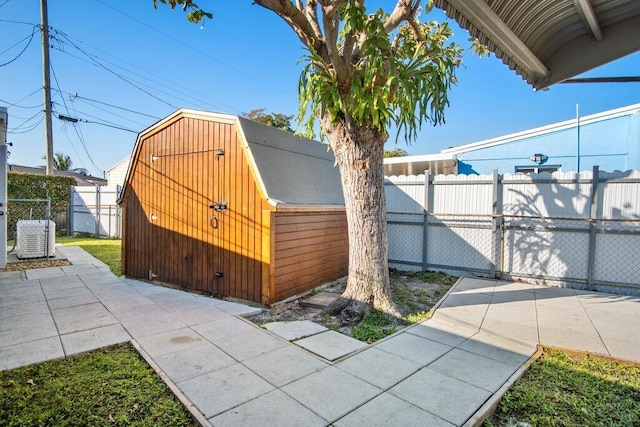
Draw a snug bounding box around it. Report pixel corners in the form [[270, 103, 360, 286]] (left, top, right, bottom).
[[122, 116, 268, 303], [269, 210, 349, 302]]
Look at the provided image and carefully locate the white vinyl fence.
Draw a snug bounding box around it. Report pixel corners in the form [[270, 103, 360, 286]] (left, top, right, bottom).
[[70, 185, 122, 238], [386, 167, 640, 295]]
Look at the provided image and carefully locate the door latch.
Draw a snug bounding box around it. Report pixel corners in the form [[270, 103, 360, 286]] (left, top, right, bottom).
[[210, 202, 227, 212]]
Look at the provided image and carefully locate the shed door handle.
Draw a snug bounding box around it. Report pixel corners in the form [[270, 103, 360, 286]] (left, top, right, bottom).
[[210, 215, 218, 229]]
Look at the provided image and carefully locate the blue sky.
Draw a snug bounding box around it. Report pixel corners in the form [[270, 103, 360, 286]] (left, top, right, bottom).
[[1, 0, 639, 177]]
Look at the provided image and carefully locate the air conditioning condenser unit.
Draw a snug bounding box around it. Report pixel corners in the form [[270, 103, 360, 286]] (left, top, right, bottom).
[[16, 220, 56, 259]]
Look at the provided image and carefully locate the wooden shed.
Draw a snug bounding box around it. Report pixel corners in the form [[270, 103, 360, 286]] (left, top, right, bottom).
[[118, 109, 348, 305]]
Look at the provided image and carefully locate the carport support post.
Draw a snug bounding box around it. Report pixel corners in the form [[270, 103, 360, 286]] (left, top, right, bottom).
[[422, 170, 430, 271], [587, 165, 600, 289]]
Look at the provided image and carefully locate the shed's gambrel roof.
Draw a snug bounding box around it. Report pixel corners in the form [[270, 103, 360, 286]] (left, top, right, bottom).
[[433, 0, 640, 90], [118, 109, 344, 207]]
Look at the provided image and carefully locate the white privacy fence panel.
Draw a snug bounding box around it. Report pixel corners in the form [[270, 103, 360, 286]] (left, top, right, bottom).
[[385, 168, 640, 295], [71, 185, 121, 238], [501, 171, 593, 218]]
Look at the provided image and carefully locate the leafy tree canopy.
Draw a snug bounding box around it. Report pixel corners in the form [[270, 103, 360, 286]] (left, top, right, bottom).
[[243, 108, 295, 133], [384, 147, 408, 158]]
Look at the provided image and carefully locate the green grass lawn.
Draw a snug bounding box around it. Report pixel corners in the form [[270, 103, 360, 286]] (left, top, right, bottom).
[[0, 344, 197, 426], [57, 236, 122, 276], [485, 348, 640, 426]]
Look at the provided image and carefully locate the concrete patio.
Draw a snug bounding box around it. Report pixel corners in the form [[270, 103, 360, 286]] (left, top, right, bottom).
[[1, 245, 639, 426]]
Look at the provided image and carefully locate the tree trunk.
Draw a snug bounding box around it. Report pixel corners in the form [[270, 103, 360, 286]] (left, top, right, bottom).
[[322, 116, 399, 318]]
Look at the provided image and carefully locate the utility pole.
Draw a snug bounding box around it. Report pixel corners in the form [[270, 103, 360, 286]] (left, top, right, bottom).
[[41, 0, 54, 175]]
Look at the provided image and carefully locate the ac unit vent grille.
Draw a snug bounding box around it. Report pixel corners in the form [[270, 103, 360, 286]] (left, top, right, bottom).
[[16, 220, 56, 259]]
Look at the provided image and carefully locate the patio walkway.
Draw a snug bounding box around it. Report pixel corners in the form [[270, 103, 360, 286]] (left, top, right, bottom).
[[1, 246, 639, 426]]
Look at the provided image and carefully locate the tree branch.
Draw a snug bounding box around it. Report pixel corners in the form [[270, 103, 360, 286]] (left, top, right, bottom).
[[321, 2, 349, 89], [253, 0, 323, 54], [383, 0, 419, 33]]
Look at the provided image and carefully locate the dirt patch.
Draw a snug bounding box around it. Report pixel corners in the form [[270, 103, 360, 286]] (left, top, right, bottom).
[[247, 270, 456, 342], [0, 259, 71, 272]]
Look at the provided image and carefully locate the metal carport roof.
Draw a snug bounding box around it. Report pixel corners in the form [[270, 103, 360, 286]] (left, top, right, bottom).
[[433, 0, 640, 90]]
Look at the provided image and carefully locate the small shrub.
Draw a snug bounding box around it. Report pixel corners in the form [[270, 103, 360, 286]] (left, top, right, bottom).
[[351, 310, 397, 343]]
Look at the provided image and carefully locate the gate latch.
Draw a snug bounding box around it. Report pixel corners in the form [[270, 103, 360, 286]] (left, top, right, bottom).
[[210, 202, 228, 212]]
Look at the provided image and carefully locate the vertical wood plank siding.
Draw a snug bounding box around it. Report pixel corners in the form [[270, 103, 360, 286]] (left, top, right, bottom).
[[122, 117, 267, 302], [271, 211, 349, 302]]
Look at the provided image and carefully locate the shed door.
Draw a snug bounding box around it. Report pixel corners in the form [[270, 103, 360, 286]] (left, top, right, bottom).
[[208, 147, 227, 296], [148, 142, 227, 296]]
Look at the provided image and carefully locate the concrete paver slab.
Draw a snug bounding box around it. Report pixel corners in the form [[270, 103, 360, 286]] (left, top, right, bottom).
[[299, 291, 341, 309], [210, 389, 326, 427], [0, 310, 54, 333], [242, 345, 328, 388], [178, 363, 274, 418], [47, 293, 99, 310], [215, 300, 263, 317], [406, 319, 477, 347], [601, 337, 640, 363], [169, 306, 230, 326], [60, 324, 130, 356], [39, 274, 85, 289], [0, 336, 64, 371], [334, 392, 455, 427], [99, 295, 156, 316], [375, 332, 452, 366], [0, 300, 49, 318], [336, 347, 420, 389], [262, 320, 328, 341], [294, 330, 367, 361], [215, 328, 288, 361], [538, 327, 609, 355], [458, 331, 536, 366], [0, 317, 58, 347], [153, 342, 236, 383], [25, 267, 66, 280], [429, 348, 520, 392], [192, 316, 259, 342], [390, 367, 492, 426], [481, 319, 540, 345], [281, 366, 381, 422], [119, 312, 186, 338], [51, 302, 118, 335], [135, 327, 206, 357], [0, 292, 46, 308]]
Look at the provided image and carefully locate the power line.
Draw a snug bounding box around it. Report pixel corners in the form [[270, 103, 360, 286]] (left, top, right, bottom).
[[0, 19, 37, 26], [0, 0, 12, 9], [57, 112, 138, 133], [94, 0, 296, 99], [8, 114, 44, 134], [73, 97, 149, 128], [0, 26, 36, 55], [0, 26, 36, 67], [8, 110, 42, 131], [52, 30, 179, 110], [50, 60, 101, 175], [65, 93, 161, 120], [53, 41, 236, 113], [58, 32, 240, 113]]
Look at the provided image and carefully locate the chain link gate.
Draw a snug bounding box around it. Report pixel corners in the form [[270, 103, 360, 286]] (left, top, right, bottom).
[[7, 198, 55, 259]]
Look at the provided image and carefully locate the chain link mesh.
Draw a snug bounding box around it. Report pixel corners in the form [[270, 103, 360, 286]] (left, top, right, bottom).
[[388, 213, 640, 292]]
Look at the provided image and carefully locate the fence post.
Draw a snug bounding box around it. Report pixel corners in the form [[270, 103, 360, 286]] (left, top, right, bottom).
[[490, 169, 503, 278], [587, 165, 600, 289], [94, 185, 100, 237], [422, 170, 431, 271]]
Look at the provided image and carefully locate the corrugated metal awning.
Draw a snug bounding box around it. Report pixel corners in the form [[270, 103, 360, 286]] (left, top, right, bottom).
[[433, 0, 640, 90]]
